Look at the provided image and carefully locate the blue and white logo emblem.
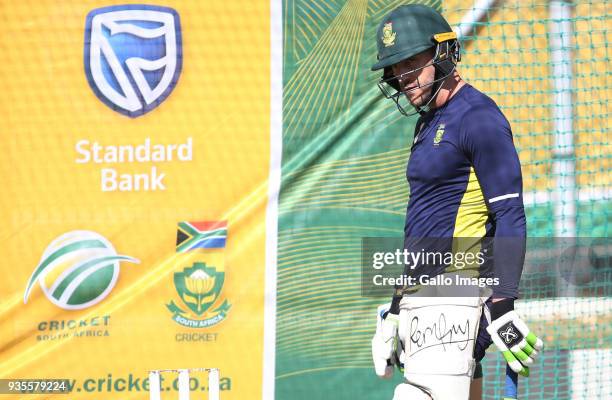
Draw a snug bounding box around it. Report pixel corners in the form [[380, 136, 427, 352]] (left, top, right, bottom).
[[84, 5, 182, 117]]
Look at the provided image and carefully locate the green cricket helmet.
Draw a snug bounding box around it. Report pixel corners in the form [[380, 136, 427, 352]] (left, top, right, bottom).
[[372, 4, 461, 115]]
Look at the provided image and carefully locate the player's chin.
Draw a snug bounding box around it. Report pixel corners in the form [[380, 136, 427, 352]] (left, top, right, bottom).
[[407, 93, 425, 107], [408, 90, 432, 107], [408, 97, 422, 107]]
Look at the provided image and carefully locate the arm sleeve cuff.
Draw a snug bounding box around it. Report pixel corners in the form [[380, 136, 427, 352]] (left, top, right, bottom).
[[490, 298, 515, 320]]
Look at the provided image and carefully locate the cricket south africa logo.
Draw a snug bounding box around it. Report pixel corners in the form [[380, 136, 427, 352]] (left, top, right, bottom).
[[24, 231, 139, 310], [167, 221, 231, 328], [84, 5, 182, 117]]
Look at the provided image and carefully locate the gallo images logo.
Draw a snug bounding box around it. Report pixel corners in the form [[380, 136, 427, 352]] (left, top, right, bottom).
[[84, 5, 182, 117], [24, 231, 139, 310]]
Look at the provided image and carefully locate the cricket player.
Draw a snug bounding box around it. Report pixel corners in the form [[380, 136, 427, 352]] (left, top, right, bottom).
[[369, 5, 543, 399]]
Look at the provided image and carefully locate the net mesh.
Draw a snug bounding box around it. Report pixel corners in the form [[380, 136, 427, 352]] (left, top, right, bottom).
[[443, 1, 611, 398], [445, 0, 610, 237]]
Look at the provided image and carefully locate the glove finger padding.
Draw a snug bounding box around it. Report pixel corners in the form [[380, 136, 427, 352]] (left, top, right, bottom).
[[372, 303, 400, 379], [522, 341, 537, 358], [513, 315, 544, 352], [487, 310, 543, 377], [509, 342, 534, 365], [372, 336, 394, 379], [525, 331, 544, 351], [502, 350, 530, 377]]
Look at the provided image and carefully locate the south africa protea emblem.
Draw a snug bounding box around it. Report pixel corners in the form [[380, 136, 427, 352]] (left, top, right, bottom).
[[167, 262, 231, 328], [382, 22, 396, 47], [434, 124, 445, 146]]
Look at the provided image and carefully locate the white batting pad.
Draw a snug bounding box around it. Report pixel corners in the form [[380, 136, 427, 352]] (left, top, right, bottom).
[[392, 382, 432, 400], [394, 277, 487, 400]]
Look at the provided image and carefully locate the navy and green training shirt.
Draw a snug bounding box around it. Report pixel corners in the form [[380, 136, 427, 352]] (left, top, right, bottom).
[[404, 84, 526, 299]]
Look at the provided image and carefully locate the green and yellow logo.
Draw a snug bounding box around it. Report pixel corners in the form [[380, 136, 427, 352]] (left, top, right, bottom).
[[167, 262, 231, 328], [382, 22, 396, 47], [434, 124, 445, 146], [24, 230, 139, 310]]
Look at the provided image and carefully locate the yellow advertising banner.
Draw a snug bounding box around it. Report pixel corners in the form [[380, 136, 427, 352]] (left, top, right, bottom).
[[0, 1, 271, 399]]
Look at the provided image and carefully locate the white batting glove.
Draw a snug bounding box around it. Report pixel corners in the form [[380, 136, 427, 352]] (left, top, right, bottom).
[[371, 303, 400, 379], [487, 300, 543, 377]]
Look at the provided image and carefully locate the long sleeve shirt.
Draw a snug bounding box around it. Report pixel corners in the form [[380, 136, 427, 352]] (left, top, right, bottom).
[[403, 84, 525, 299]]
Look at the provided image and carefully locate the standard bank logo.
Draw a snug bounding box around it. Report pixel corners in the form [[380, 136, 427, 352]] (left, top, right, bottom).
[[84, 5, 182, 117], [24, 231, 139, 310]]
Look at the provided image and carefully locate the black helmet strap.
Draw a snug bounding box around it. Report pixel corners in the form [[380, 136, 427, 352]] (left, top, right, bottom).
[[412, 39, 459, 114]]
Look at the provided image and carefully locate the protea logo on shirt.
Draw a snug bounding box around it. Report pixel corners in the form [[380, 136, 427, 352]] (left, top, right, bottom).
[[166, 262, 231, 328], [434, 124, 445, 146], [24, 231, 139, 310]]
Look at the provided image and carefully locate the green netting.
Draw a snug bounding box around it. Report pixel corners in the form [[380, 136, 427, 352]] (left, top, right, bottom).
[[277, 0, 610, 399], [443, 2, 610, 398], [445, 0, 610, 238]]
